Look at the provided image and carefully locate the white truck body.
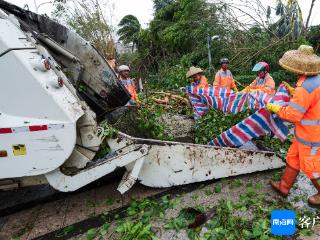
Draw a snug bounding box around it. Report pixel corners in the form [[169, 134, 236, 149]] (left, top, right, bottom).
[[0, 2, 285, 194]]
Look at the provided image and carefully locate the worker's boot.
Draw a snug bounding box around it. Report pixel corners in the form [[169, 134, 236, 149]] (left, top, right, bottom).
[[270, 166, 299, 197], [308, 179, 320, 207]]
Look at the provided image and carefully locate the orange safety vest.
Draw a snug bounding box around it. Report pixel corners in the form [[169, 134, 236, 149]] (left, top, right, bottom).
[[246, 73, 275, 94], [192, 75, 209, 88], [119, 78, 138, 103], [279, 75, 320, 149], [213, 69, 237, 91]]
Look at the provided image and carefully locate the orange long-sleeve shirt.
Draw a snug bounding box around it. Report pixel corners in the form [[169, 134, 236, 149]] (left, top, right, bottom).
[[119, 78, 139, 103], [192, 75, 209, 88], [245, 73, 275, 94], [213, 69, 237, 91], [278, 75, 320, 145]]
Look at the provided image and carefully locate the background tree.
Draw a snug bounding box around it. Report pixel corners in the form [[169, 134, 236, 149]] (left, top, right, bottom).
[[307, 25, 320, 53], [52, 0, 116, 59], [274, 0, 303, 39], [305, 0, 317, 30], [153, 0, 173, 12], [128, 0, 309, 89], [117, 15, 141, 52]]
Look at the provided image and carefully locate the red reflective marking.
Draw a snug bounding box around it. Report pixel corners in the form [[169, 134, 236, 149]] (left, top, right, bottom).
[[0, 128, 12, 134], [29, 125, 48, 132], [0, 150, 8, 157]]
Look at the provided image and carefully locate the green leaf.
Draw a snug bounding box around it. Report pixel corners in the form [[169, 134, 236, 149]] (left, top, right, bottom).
[[214, 184, 222, 193], [63, 225, 75, 235], [105, 197, 114, 206], [252, 224, 263, 237], [86, 228, 97, 240]]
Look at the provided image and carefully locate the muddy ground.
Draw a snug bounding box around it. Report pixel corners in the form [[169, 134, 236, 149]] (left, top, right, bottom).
[[1, 169, 318, 240], [69, 171, 320, 240]]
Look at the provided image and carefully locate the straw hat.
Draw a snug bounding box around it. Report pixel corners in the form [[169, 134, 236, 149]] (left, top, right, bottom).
[[186, 66, 203, 78], [279, 45, 320, 76]]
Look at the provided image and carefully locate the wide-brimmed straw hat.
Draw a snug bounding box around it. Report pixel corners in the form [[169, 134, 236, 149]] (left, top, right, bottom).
[[279, 45, 320, 76], [186, 66, 203, 78]]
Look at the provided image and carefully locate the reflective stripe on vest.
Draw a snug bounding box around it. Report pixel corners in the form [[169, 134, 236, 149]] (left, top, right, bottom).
[[288, 102, 306, 114], [255, 78, 265, 85], [301, 75, 320, 93], [296, 134, 320, 147], [121, 79, 134, 86], [301, 119, 320, 126], [219, 70, 232, 78]]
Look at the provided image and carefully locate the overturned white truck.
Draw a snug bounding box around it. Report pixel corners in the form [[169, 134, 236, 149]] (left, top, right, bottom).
[[0, 1, 284, 194]]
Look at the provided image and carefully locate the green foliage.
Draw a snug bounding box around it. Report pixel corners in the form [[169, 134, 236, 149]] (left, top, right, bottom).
[[86, 228, 97, 240], [94, 121, 118, 158], [105, 197, 114, 206], [147, 64, 188, 90], [75, 184, 316, 240], [115, 196, 179, 240], [116, 221, 158, 240], [137, 105, 174, 140], [52, 0, 115, 58], [307, 25, 320, 54], [164, 208, 200, 231], [195, 109, 254, 144], [118, 15, 141, 51], [134, 0, 223, 75], [153, 0, 174, 12], [100, 122, 118, 138], [274, 0, 303, 39], [126, 195, 178, 219], [99, 223, 110, 237], [256, 134, 293, 158], [136, 92, 192, 141], [121, 0, 309, 90], [62, 225, 75, 235], [214, 184, 222, 193]]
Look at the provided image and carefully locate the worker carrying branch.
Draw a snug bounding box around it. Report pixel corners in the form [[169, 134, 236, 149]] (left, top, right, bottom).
[[242, 62, 275, 94], [266, 45, 320, 207], [213, 58, 238, 92], [118, 65, 139, 105], [186, 66, 209, 88]]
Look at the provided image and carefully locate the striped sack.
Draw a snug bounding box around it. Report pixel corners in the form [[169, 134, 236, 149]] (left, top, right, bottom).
[[186, 84, 290, 147], [186, 85, 284, 117]]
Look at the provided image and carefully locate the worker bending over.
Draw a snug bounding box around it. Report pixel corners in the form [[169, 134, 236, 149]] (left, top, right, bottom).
[[118, 65, 139, 105], [186, 66, 209, 88], [213, 58, 238, 92], [266, 45, 320, 207], [242, 62, 275, 94]]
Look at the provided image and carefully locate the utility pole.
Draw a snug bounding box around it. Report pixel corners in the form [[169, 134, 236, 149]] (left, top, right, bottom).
[[207, 35, 212, 78], [207, 35, 219, 79]]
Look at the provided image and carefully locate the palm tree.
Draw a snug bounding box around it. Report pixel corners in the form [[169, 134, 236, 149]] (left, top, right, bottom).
[[117, 15, 141, 52], [153, 0, 173, 12]]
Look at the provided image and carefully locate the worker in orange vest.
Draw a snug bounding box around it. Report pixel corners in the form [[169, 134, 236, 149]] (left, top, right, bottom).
[[242, 62, 275, 94], [266, 45, 320, 207], [118, 65, 139, 105], [213, 58, 238, 92], [186, 66, 209, 88]]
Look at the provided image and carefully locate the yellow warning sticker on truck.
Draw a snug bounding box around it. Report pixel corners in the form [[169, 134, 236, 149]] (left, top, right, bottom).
[[12, 144, 27, 156]]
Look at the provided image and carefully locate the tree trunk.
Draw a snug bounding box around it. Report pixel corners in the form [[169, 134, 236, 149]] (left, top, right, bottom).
[[305, 0, 316, 30]]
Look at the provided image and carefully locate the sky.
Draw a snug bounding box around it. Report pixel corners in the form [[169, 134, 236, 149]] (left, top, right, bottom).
[[5, 0, 154, 28], [4, 0, 320, 29]]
